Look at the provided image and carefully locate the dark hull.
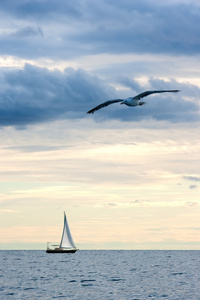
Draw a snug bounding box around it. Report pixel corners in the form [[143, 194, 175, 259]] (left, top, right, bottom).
[[46, 249, 77, 253]]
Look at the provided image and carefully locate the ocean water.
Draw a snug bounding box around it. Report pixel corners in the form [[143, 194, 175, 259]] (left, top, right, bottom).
[[0, 250, 200, 300]]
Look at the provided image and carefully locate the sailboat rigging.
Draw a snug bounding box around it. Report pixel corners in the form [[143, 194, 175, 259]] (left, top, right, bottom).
[[46, 212, 78, 253]]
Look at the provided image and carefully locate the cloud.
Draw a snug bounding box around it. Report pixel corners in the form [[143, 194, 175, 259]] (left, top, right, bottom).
[[89, 79, 200, 123], [183, 176, 200, 190], [0, 64, 199, 127], [189, 185, 197, 189], [12, 26, 43, 38], [185, 202, 199, 207], [184, 176, 200, 182], [0, 64, 113, 126], [107, 203, 118, 207], [0, 0, 82, 19], [0, 1, 200, 59], [130, 200, 143, 204]]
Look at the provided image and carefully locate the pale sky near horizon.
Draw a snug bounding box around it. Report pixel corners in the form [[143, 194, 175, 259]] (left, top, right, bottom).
[[0, 0, 200, 250]]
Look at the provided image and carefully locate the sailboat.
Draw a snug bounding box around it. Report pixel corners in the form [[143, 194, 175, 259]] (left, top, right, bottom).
[[46, 212, 78, 253]]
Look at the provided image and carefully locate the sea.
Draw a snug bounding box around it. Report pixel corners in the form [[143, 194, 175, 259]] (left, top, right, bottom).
[[0, 250, 200, 300]]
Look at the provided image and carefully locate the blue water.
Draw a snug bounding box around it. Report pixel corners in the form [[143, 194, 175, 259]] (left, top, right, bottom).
[[0, 250, 200, 299]]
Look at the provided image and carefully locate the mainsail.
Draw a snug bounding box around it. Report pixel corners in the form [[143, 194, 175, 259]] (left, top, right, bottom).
[[60, 212, 76, 249]]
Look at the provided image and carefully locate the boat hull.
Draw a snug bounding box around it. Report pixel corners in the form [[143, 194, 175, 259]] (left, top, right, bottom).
[[46, 248, 77, 253]]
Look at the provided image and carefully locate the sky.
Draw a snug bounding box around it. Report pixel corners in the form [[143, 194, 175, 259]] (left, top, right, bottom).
[[0, 0, 200, 250]]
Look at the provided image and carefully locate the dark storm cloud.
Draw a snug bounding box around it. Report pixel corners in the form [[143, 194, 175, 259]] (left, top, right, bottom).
[[0, 64, 199, 127], [0, 64, 114, 126], [0, 0, 200, 59]]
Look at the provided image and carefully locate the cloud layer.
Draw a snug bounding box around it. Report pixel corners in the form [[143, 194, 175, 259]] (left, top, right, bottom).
[[0, 0, 200, 126], [0, 0, 200, 59], [0, 64, 112, 126], [0, 64, 199, 126]]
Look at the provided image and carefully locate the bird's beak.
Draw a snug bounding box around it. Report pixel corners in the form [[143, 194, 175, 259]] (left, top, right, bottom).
[[120, 102, 124, 105]]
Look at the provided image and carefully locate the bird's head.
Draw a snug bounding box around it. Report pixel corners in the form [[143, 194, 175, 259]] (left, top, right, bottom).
[[120, 100, 128, 105], [139, 101, 145, 106]]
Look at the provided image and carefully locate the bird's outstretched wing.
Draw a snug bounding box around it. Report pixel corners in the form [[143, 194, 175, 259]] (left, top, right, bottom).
[[87, 99, 123, 114], [133, 90, 180, 100]]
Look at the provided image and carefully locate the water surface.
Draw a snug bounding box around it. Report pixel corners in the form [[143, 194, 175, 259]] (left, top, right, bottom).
[[0, 250, 200, 299]]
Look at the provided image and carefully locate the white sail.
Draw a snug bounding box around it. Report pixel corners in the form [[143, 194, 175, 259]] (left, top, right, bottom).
[[60, 212, 76, 249]]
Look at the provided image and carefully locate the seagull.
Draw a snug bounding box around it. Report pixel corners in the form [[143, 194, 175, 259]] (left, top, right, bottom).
[[87, 90, 180, 114]]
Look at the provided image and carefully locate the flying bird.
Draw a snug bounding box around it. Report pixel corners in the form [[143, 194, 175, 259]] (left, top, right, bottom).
[[87, 90, 180, 114]]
